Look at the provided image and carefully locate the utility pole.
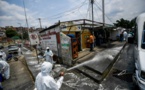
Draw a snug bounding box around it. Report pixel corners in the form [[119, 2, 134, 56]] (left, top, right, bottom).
[[23, 0, 31, 45], [23, 0, 33, 49], [90, 0, 94, 34], [102, 0, 106, 43], [23, 0, 29, 32], [102, 0, 105, 28], [38, 18, 42, 30], [90, 0, 95, 50], [18, 23, 23, 46]]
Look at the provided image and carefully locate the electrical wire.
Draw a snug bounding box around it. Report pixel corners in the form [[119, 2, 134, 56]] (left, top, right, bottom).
[[94, 0, 114, 24], [95, 0, 102, 9], [77, 0, 88, 19], [93, 5, 101, 22], [86, 2, 91, 19], [42, 0, 88, 20], [42, 0, 87, 19]]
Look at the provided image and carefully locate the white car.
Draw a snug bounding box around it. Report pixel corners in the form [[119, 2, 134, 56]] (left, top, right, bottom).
[[133, 13, 145, 90], [8, 45, 19, 54]]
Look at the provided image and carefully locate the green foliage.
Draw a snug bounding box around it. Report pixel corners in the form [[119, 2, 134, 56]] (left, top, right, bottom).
[[23, 31, 29, 39], [114, 18, 136, 28], [5, 28, 18, 38]]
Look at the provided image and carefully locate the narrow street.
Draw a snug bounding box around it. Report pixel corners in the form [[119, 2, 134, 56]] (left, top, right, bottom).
[[0, 0, 145, 89], [101, 44, 139, 90], [1, 43, 139, 90], [2, 56, 34, 90]]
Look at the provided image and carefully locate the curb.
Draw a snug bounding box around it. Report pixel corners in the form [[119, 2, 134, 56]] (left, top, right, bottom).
[[101, 42, 127, 81], [21, 55, 36, 82]]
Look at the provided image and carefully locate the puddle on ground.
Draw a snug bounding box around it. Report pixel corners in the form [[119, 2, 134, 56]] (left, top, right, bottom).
[[25, 50, 32, 54], [27, 60, 38, 65], [112, 69, 133, 82], [63, 72, 98, 89], [26, 57, 37, 60]]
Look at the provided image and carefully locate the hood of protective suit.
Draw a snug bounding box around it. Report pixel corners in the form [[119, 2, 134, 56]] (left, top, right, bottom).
[[41, 62, 52, 76], [0, 52, 2, 56], [46, 47, 49, 49]]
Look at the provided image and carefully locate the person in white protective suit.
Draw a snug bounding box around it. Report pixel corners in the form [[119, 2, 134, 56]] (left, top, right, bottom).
[[34, 62, 64, 90], [0, 60, 10, 80], [0, 50, 6, 61], [123, 31, 128, 41], [43, 47, 54, 64], [18, 45, 22, 56]]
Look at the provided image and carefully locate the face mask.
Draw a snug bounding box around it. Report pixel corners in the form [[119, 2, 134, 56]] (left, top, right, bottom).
[[47, 49, 49, 52]]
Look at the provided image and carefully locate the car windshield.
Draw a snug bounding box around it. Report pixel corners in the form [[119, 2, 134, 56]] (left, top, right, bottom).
[[141, 22, 145, 49], [8, 45, 18, 48]]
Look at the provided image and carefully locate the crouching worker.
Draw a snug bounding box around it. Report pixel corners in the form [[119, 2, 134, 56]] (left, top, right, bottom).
[[0, 61, 10, 80], [34, 62, 64, 90]]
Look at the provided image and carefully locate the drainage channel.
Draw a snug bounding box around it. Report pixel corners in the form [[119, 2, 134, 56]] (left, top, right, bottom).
[[75, 67, 102, 83]]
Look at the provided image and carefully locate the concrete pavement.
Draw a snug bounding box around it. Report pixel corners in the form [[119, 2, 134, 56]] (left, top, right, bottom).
[[60, 41, 126, 89], [74, 41, 125, 64], [100, 44, 139, 90], [2, 56, 34, 90], [22, 41, 126, 89]]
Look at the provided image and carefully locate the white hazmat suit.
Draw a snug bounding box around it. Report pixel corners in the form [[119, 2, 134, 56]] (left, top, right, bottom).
[[123, 31, 128, 41], [18, 47, 22, 56], [0, 60, 10, 79], [35, 62, 64, 90], [0, 51, 6, 61], [44, 47, 54, 64]]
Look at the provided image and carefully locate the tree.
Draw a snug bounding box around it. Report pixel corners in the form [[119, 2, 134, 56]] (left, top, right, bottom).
[[23, 31, 29, 40], [5, 28, 18, 38], [114, 18, 136, 29]]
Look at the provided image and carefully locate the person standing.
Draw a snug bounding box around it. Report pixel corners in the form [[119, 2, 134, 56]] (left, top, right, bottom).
[[34, 62, 64, 90], [98, 34, 103, 46], [18, 46, 22, 56], [0, 60, 10, 80], [0, 60, 10, 90], [89, 33, 94, 51], [0, 50, 6, 61], [123, 31, 128, 41], [120, 32, 123, 42], [43, 47, 54, 64]]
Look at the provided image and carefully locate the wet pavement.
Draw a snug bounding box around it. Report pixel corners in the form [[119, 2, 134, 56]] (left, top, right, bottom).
[[61, 43, 125, 90], [1, 41, 138, 90], [23, 48, 42, 80], [101, 44, 139, 90], [21, 41, 128, 90]]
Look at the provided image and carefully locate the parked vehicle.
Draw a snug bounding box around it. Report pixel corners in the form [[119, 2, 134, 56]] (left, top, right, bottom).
[[0, 45, 4, 49], [133, 13, 145, 90], [7, 45, 19, 61], [8, 45, 19, 54]]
